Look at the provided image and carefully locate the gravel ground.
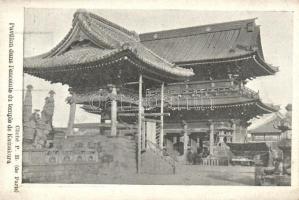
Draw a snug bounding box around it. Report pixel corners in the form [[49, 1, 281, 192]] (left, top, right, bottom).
[[66, 165, 255, 185]]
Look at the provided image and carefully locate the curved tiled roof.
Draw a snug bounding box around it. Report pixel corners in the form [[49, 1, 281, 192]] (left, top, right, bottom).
[[24, 47, 119, 69], [24, 10, 194, 80], [140, 19, 278, 75], [249, 118, 281, 134]]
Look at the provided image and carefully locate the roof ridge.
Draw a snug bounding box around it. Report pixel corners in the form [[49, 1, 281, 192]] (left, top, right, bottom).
[[74, 9, 139, 41], [76, 12, 118, 49], [140, 18, 257, 41], [74, 9, 143, 51], [143, 18, 257, 34]]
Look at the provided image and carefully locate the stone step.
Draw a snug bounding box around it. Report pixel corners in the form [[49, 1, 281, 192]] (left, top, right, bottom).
[[141, 149, 175, 175]]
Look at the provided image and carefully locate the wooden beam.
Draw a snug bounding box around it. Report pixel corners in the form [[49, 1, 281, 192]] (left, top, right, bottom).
[[142, 113, 170, 117], [143, 118, 162, 123], [75, 123, 136, 128], [123, 81, 139, 85], [118, 113, 137, 117], [118, 113, 170, 117], [143, 74, 163, 83], [187, 128, 209, 133], [164, 129, 183, 134]]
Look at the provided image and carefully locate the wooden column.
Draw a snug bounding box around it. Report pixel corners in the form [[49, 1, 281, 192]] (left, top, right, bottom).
[[66, 91, 76, 137], [209, 120, 214, 155], [173, 136, 176, 144], [142, 118, 146, 150], [183, 121, 188, 159], [231, 119, 236, 143], [137, 74, 143, 173], [110, 85, 117, 136], [160, 82, 165, 149], [244, 128, 248, 143]]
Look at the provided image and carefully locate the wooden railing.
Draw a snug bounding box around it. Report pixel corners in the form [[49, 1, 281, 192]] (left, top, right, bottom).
[[202, 158, 220, 166], [240, 87, 259, 99], [146, 85, 259, 99]]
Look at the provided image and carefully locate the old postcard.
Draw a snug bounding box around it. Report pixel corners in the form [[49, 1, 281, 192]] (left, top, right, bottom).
[[0, 1, 298, 199]]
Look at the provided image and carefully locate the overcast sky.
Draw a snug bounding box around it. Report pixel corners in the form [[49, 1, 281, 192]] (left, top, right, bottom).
[[24, 9, 293, 127]]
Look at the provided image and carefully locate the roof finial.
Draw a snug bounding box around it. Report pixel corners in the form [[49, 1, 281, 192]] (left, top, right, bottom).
[[76, 8, 88, 14], [74, 9, 88, 18]]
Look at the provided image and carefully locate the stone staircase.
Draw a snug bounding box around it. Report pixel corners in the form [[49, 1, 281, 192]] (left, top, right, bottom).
[[141, 140, 176, 174]]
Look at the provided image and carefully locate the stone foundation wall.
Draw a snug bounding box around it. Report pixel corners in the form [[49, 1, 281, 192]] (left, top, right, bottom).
[[23, 134, 137, 183]]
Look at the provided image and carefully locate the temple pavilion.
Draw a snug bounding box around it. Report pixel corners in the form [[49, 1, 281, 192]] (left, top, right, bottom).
[[248, 113, 284, 144], [24, 10, 278, 168]]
